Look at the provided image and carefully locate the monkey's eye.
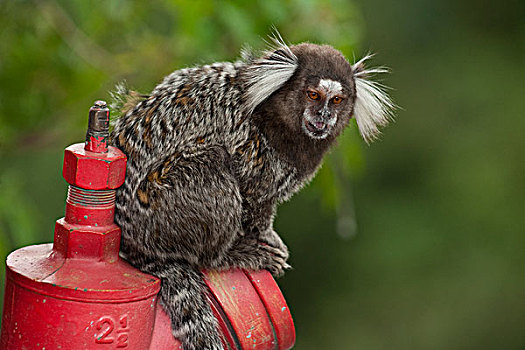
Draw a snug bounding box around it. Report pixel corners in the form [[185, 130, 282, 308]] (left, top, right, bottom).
[[332, 96, 343, 104], [307, 91, 320, 100]]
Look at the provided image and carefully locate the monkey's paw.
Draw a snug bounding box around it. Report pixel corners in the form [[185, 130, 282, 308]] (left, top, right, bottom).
[[259, 229, 289, 260], [260, 243, 291, 277]]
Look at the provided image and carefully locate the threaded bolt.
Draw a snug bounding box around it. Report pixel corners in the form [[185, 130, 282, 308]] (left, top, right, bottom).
[[85, 100, 110, 153]]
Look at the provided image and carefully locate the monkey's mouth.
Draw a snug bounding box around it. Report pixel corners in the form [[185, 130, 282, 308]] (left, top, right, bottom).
[[303, 119, 330, 139]]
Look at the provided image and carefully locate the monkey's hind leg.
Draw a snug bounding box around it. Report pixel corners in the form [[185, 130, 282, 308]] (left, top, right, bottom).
[[151, 261, 223, 350]]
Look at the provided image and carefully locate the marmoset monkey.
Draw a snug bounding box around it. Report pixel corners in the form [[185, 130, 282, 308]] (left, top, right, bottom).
[[111, 33, 394, 350]]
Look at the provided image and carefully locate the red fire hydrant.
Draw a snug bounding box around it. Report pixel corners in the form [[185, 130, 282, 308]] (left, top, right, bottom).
[[1, 101, 295, 350]]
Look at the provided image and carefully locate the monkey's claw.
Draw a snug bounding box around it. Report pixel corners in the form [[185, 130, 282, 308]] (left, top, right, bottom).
[[260, 243, 291, 277]]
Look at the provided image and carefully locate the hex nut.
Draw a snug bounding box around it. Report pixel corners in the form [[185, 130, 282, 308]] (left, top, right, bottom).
[[62, 144, 127, 190]]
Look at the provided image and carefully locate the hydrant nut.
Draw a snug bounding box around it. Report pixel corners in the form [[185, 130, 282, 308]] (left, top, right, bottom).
[[63, 144, 126, 190]]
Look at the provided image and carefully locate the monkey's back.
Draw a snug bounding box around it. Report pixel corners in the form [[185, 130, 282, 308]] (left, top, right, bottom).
[[110, 62, 260, 263], [113, 62, 251, 170]]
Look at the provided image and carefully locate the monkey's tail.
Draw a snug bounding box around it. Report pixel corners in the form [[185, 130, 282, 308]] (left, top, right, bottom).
[[147, 261, 224, 350]]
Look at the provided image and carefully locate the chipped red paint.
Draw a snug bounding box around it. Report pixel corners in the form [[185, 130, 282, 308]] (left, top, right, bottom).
[[245, 270, 296, 350], [151, 269, 296, 350], [203, 269, 275, 349], [85, 101, 110, 153], [63, 144, 127, 190], [1, 101, 295, 350], [85, 134, 109, 153]]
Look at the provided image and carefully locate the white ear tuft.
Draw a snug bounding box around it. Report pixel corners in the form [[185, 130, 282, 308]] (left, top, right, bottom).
[[243, 30, 298, 114], [352, 55, 395, 143]]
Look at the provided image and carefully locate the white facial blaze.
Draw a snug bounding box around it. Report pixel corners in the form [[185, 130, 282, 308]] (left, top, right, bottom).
[[318, 79, 343, 97], [318, 79, 342, 127]]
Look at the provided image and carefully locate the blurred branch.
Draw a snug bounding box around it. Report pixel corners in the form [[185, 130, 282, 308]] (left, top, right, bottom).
[[37, 1, 113, 70], [333, 151, 358, 240]]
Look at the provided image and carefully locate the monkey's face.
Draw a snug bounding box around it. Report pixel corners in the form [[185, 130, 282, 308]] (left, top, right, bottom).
[[253, 43, 382, 144], [287, 44, 356, 141], [301, 77, 353, 140]]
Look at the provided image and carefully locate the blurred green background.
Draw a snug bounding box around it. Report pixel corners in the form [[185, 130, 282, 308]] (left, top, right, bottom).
[[1, 0, 524, 349]]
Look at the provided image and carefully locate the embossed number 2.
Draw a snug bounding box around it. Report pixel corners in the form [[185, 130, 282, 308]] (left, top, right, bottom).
[[95, 315, 129, 348]]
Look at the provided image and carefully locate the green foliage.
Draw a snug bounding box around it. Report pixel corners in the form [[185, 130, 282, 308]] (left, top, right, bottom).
[[0, 172, 38, 259]]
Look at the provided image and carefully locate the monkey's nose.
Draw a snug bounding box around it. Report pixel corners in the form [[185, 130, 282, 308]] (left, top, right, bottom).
[[317, 108, 331, 118]]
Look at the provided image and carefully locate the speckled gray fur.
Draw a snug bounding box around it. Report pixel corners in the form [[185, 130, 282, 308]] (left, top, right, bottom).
[[111, 36, 393, 350]]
